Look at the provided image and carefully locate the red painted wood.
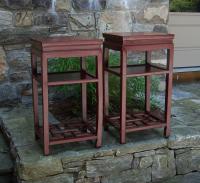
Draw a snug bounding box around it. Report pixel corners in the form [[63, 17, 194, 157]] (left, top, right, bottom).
[[103, 32, 174, 143], [31, 36, 103, 155]]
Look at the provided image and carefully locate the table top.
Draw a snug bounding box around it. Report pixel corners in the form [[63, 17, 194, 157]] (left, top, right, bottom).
[[103, 32, 174, 41], [31, 36, 103, 46]]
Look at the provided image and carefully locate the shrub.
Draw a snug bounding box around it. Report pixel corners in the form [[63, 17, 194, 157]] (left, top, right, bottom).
[[170, 0, 200, 12], [48, 53, 159, 112]]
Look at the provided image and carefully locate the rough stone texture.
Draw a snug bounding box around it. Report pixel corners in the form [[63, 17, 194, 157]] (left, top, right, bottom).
[[15, 11, 33, 26], [17, 157, 64, 181], [0, 10, 13, 31], [56, 0, 71, 11], [0, 153, 13, 174], [152, 149, 176, 182], [0, 83, 18, 103], [159, 172, 200, 183], [176, 148, 200, 175], [69, 13, 95, 31], [72, 0, 106, 11], [86, 155, 133, 177], [21, 173, 73, 183], [0, 46, 8, 81], [101, 167, 152, 183], [96, 11, 133, 36]]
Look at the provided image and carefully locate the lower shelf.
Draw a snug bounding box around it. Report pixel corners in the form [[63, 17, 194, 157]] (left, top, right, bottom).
[[37, 119, 97, 145], [105, 111, 166, 133]]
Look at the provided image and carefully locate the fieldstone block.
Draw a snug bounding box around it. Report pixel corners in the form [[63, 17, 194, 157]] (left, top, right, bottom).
[[0, 46, 8, 81], [135, 3, 169, 24], [134, 150, 155, 158], [72, 0, 106, 11], [18, 157, 63, 181], [168, 127, 200, 149], [64, 161, 84, 173], [32, 0, 51, 9], [139, 156, 153, 169], [0, 153, 13, 174], [101, 167, 151, 183], [0, 0, 32, 8], [152, 149, 176, 181], [21, 173, 73, 183], [56, 0, 71, 11], [176, 149, 192, 174], [176, 149, 200, 175], [75, 177, 100, 183], [33, 11, 68, 26], [15, 11, 33, 26], [0, 83, 18, 103], [106, 0, 139, 10], [96, 11, 132, 36], [9, 71, 31, 82], [0, 10, 13, 31], [69, 13, 95, 31], [86, 155, 133, 177]]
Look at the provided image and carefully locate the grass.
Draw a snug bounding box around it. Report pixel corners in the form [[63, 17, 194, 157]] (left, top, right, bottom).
[[48, 53, 160, 113]]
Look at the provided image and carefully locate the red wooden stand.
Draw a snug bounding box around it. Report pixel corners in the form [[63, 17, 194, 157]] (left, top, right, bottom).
[[31, 37, 103, 155], [103, 32, 174, 144]]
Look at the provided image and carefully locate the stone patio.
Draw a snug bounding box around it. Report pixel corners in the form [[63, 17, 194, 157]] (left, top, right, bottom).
[[1, 82, 200, 183]]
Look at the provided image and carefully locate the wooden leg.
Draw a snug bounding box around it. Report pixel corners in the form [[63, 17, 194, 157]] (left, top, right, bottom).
[[103, 46, 109, 130], [120, 49, 127, 144], [42, 54, 50, 155], [164, 47, 174, 137], [31, 51, 39, 140], [80, 57, 87, 123], [145, 51, 151, 112], [96, 52, 103, 148]]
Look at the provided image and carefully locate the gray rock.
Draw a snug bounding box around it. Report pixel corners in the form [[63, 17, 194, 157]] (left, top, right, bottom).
[[21, 173, 73, 183], [139, 156, 153, 169], [0, 153, 13, 174], [0, 132, 9, 153], [176, 150, 192, 174], [14, 11, 33, 26], [72, 0, 106, 11], [152, 149, 176, 182], [75, 177, 101, 183], [86, 155, 133, 177], [0, 46, 8, 81], [69, 13, 95, 31], [17, 156, 63, 181], [0, 10, 13, 31], [101, 167, 152, 183], [134, 150, 155, 157], [168, 127, 200, 149], [0, 83, 18, 103]]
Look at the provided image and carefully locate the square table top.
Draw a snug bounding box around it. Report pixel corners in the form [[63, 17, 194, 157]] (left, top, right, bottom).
[[103, 32, 174, 40]]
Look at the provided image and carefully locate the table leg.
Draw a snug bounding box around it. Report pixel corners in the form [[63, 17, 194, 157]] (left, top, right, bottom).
[[164, 46, 174, 137], [80, 57, 87, 124], [103, 46, 109, 129], [42, 54, 50, 155], [31, 50, 39, 140], [145, 51, 151, 112], [96, 52, 103, 148], [120, 49, 127, 144]]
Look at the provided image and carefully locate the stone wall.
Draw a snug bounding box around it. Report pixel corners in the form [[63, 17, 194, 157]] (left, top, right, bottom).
[[0, 0, 169, 103]]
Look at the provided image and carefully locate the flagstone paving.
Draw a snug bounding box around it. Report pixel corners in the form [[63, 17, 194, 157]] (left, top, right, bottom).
[[0, 82, 200, 183]]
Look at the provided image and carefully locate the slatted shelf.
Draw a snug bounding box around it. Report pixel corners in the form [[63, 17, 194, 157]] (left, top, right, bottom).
[[105, 111, 166, 133]]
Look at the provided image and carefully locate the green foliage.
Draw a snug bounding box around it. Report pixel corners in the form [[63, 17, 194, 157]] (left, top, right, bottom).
[[48, 53, 159, 112], [170, 0, 200, 12]]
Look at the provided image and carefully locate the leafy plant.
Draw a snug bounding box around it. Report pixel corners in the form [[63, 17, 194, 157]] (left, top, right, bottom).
[[48, 53, 160, 112], [170, 0, 200, 12]]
